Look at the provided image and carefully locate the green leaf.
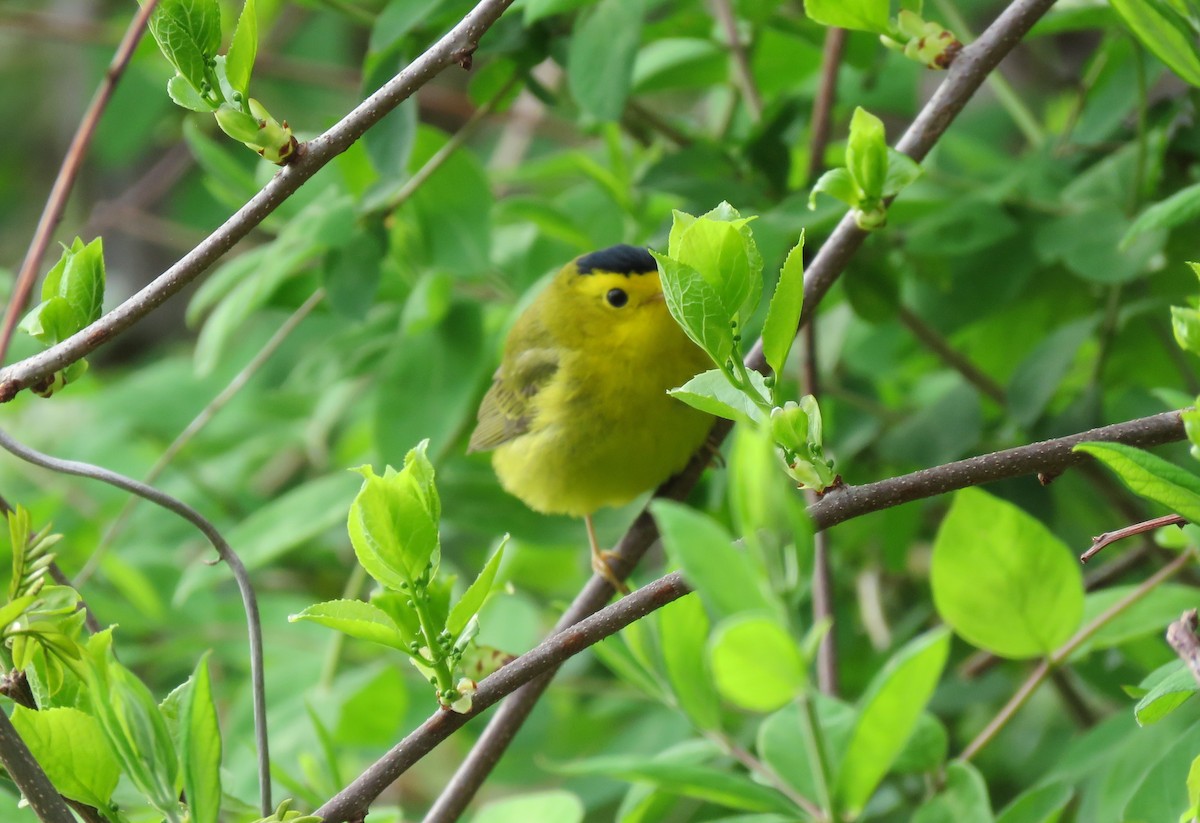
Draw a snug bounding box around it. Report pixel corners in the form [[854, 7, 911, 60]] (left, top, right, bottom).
[[835, 628, 951, 816], [803, 0, 891, 33], [658, 594, 720, 730], [1007, 317, 1096, 427], [1075, 441, 1200, 524], [884, 148, 923, 197], [228, 473, 359, 572], [1110, 0, 1200, 87], [10, 706, 121, 809], [808, 168, 860, 210], [932, 488, 1083, 659], [1133, 662, 1197, 725], [447, 539, 507, 637], [145, 0, 223, 96], [761, 235, 805, 378], [181, 654, 222, 823], [567, 0, 644, 121], [668, 206, 762, 324], [1075, 584, 1200, 654], [553, 754, 797, 814], [669, 368, 769, 425], [847, 107, 889, 202], [709, 615, 807, 712], [912, 761, 993, 823], [651, 501, 781, 622], [289, 599, 411, 651], [654, 253, 736, 365], [166, 73, 214, 111], [226, 0, 258, 95], [1122, 181, 1200, 249], [471, 790, 585, 823], [349, 442, 441, 591], [20, 237, 105, 347], [995, 781, 1073, 823]]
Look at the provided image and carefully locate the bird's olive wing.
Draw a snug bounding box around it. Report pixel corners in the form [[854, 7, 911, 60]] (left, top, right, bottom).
[[467, 348, 558, 452]]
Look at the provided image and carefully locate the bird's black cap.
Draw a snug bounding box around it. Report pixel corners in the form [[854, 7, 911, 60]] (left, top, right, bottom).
[[576, 244, 657, 276]]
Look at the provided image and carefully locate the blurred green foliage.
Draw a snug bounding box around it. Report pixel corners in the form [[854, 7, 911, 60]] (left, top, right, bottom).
[[3, 0, 1200, 819]]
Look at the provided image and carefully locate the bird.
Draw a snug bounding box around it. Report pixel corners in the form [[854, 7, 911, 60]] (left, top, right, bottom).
[[468, 244, 715, 591]]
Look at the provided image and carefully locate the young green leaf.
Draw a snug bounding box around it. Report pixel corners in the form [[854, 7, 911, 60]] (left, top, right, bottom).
[[446, 538, 507, 637], [20, 237, 105, 347], [761, 234, 805, 377], [658, 593, 720, 730], [669, 368, 769, 425], [1109, 0, 1200, 87], [803, 0, 891, 33], [10, 706, 121, 809], [808, 167, 860, 210], [931, 488, 1083, 658], [181, 654, 222, 823], [348, 441, 441, 591], [145, 0, 223, 98], [651, 501, 781, 622], [709, 615, 807, 712], [226, 0, 258, 95], [1075, 441, 1200, 524], [835, 628, 951, 816], [847, 107, 888, 203], [654, 252, 736, 365], [883, 148, 923, 197], [289, 599, 412, 651]]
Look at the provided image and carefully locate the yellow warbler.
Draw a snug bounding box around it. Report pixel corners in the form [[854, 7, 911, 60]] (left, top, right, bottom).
[[469, 244, 714, 589]]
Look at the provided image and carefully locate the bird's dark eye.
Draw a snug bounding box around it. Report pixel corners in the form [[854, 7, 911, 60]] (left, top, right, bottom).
[[606, 288, 628, 308]]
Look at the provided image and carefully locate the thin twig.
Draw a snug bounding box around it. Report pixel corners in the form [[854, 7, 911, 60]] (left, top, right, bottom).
[[806, 27, 846, 184], [1166, 609, 1200, 687], [0, 706, 76, 823], [1080, 514, 1186, 563], [74, 289, 327, 588], [711, 0, 762, 121], [312, 573, 692, 823], [0, 0, 518, 402], [0, 429, 273, 816], [804, 316, 837, 695], [960, 548, 1195, 761], [0, 0, 160, 367], [897, 305, 1006, 407], [708, 731, 822, 819], [809, 411, 1185, 532]]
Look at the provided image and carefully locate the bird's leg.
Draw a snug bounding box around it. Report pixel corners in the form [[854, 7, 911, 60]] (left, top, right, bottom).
[[586, 514, 630, 595]]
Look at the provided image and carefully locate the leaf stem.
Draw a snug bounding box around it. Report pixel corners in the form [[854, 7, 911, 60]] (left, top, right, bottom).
[[798, 691, 835, 820], [412, 586, 455, 697]]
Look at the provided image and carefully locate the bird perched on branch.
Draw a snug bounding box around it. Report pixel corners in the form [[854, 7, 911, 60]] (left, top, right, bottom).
[[468, 244, 714, 591]]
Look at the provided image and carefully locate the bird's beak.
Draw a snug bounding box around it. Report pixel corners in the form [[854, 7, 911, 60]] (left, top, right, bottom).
[[646, 291, 667, 305]]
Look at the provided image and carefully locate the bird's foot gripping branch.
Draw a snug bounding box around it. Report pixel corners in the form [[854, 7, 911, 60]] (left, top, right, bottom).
[[290, 441, 507, 712], [654, 204, 837, 492]]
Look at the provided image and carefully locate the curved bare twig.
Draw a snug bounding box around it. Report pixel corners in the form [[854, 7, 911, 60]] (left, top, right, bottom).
[[0, 428, 273, 816]]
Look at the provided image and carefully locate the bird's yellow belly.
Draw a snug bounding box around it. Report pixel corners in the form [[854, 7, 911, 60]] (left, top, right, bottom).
[[492, 353, 712, 517]]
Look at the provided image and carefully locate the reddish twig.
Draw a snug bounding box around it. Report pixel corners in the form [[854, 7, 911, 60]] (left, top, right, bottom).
[[1080, 514, 1187, 563]]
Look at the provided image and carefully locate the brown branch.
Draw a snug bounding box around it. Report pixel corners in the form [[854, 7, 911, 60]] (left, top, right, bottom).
[[311, 573, 692, 823], [897, 305, 1007, 407], [0, 0, 518, 402], [711, 0, 762, 121], [0, 0, 160, 367], [1167, 609, 1200, 688], [809, 411, 1184, 532], [806, 27, 846, 183]]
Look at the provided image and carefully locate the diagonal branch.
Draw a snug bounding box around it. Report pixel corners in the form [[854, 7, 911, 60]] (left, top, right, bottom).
[[425, 0, 1062, 818], [808, 410, 1184, 531], [312, 572, 693, 823], [0, 0, 161, 367], [0, 0, 517, 402], [0, 707, 76, 823]]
